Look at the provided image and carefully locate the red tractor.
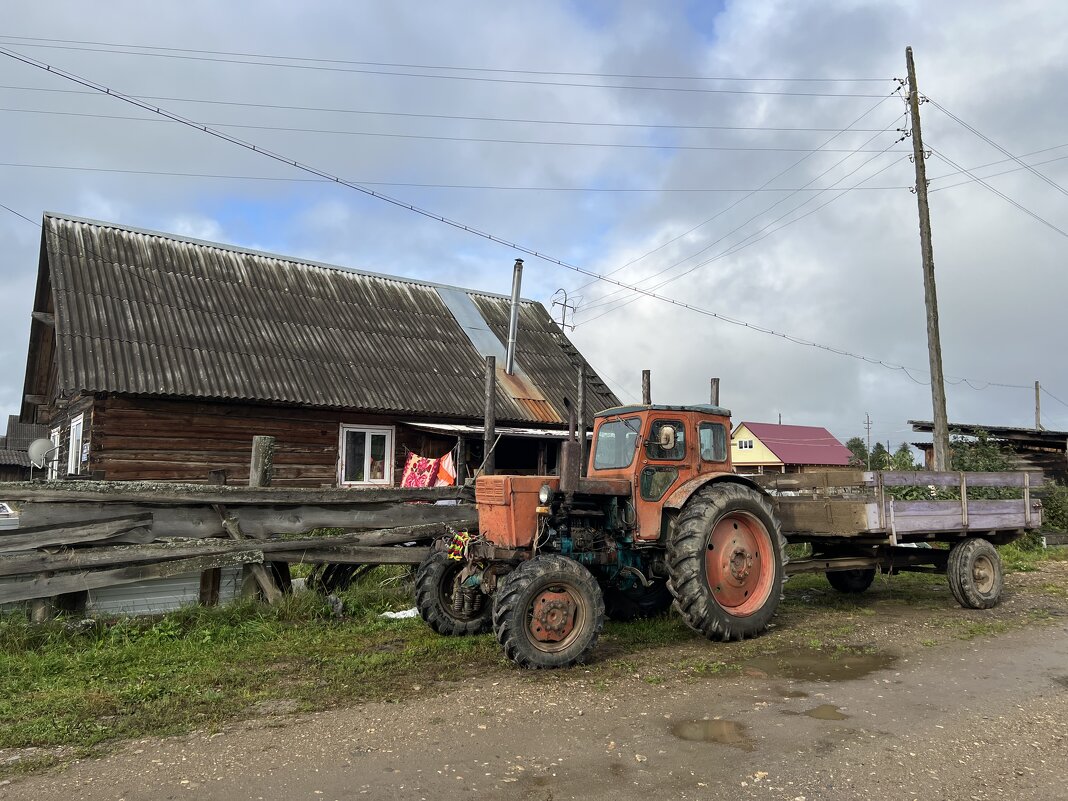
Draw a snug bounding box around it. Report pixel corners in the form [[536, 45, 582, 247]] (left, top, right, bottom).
[[415, 403, 786, 668]]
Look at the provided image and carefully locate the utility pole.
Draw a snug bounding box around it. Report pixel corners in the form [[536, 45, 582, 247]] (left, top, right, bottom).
[[907, 46, 950, 471], [865, 413, 873, 470], [1035, 380, 1043, 430]]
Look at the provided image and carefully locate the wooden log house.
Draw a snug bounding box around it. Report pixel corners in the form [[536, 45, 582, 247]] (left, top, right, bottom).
[[17, 213, 619, 487]]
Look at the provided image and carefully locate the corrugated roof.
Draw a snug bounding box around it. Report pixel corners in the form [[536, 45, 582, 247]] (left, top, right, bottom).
[[0, 416, 47, 466], [736, 422, 853, 466], [39, 213, 619, 424]]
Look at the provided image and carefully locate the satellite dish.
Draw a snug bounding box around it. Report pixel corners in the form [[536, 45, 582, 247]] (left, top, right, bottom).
[[27, 438, 58, 470]]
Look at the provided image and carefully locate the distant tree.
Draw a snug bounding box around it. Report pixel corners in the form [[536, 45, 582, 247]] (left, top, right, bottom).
[[870, 441, 890, 470], [845, 436, 868, 467], [891, 442, 916, 471]]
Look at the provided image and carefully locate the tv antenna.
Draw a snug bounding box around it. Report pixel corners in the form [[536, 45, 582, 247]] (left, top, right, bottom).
[[551, 288, 579, 331]]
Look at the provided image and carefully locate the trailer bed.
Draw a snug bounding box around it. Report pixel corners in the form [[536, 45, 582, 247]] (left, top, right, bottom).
[[753, 470, 1043, 544]]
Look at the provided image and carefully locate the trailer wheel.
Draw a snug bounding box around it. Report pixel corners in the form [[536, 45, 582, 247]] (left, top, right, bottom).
[[492, 555, 605, 669], [667, 483, 785, 641], [948, 538, 1004, 609], [603, 580, 674, 621], [826, 568, 876, 594], [415, 552, 492, 636]]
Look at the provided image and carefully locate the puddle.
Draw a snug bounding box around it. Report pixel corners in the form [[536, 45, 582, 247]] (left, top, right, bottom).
[[1053, 675, 1068, 689], [743, 647, 896, 682], [795, 704, 849, 721], [671, 719, 754, 751], [776, 687, 810, 699]]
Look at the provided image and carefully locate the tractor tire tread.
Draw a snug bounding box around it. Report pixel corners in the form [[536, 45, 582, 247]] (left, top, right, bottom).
[[947, 537, 1003, 609], [666, 482, 786, 642], [415, 552, 492, 636]]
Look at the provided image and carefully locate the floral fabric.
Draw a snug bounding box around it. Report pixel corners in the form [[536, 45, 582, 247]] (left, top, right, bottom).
[[401, 453, 442, 488]]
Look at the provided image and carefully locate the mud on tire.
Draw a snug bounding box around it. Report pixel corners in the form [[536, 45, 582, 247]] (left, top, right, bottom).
[[667, 482, 786, 641], [492, 554, 605, 669], [415, 551, 492, 636]]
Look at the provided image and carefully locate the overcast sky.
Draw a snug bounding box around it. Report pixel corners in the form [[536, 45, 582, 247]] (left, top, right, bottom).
[[1, 0, 1066, 450]]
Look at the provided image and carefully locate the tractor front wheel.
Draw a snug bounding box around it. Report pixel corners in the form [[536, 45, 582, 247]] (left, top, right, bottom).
[[415, 552, 492, 636], [667, 483, 785, 641], [493, 555, 605, 669]]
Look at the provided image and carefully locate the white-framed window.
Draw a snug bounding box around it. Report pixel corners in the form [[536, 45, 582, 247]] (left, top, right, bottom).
[[67, 414, 84, 476], [48, 426, 61, 480], [736, 439, 754, 450], [338, 424, 395, 486]]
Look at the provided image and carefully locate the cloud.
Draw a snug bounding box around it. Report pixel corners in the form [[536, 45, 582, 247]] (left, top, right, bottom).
[[1, 0, 1067, 451]]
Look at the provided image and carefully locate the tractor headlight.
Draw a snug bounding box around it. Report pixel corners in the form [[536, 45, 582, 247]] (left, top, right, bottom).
[[539, 483, 552, 504]]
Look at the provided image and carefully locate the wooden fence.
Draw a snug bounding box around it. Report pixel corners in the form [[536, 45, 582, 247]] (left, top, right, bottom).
[[0, 480, 476, 613]]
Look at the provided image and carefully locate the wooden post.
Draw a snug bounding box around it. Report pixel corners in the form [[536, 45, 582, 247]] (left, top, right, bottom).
[[483, 355, 496, 476], [577, 363, 587, 477], [906, 46, 950, 471], [28, 576, 53, 623], [249, 436, 275, 487], [642, 369, 651, 405], [200, 469, 227, 606], [455, 436, 467, 484], [710, 377, 720, 407], [1035, 381, 1042, 430]]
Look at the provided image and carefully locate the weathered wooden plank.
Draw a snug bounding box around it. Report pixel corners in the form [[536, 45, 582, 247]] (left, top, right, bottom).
[[773, 498, 881, 536], [878, 470, 1043, 488], [0, 514, 153, 553], [890, 499, 1041, 533], [0, 551, 263, 604], [271, 546, 431, 565], [215, 503, 281, 603], [0, 481, 473, 505], [752, 471, 868, 491], [0, 522, 454, 577], [14, 502, 478, 538]]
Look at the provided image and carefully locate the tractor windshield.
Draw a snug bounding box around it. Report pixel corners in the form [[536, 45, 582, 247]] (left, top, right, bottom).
[[593, 417, 641, 470]]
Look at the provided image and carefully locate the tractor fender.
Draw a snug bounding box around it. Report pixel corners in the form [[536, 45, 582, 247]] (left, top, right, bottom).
[[663, 472, 765, 511]]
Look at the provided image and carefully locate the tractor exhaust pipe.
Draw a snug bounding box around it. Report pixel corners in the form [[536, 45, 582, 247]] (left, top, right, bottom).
[[505, 259, 523, 375]]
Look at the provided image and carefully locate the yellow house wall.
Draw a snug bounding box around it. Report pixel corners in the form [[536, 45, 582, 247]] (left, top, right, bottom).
[[731, 424, 783, 469]]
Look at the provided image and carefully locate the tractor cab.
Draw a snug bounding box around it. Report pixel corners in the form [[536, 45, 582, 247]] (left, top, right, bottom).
[[476, 404, 738, 549], [587, 404, 735, 541]]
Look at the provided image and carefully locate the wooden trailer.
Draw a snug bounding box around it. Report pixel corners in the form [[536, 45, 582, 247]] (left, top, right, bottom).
[[755, 469, 1044, 606]]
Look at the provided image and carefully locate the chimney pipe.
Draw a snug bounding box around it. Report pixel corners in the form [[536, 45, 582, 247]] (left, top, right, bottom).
[[505, 259, 523, 375]]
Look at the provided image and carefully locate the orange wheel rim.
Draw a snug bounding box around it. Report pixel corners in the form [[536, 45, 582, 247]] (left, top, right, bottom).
[[704, 512, 775, 617]]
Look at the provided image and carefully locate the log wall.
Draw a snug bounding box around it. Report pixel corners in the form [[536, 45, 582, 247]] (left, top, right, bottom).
[[86, 395, 456, 487]]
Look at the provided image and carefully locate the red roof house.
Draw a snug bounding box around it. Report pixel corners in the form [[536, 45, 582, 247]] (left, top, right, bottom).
[[731, 422, 853, 474]]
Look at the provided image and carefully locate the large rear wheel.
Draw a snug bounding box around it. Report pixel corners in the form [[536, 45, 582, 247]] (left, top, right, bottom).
[[667, 483, 785, 641], [493, 555, 605, 669], [415, 552, 492, 636]]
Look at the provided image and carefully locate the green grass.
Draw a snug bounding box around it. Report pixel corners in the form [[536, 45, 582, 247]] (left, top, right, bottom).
[[2, 549, 1065, 773]]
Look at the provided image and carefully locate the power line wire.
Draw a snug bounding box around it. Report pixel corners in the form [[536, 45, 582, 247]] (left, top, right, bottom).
[[0, 41, 891, 97], [928, 98, 1068, 198], [578, 103, 908, 312], [926, 144, 1068, 239], [0, 107, 912, 153], [0, 35, 893, 83], [570, 94, 899, 293], [0, 202, 38, 227], [0, 161, 913, 192], [0, 97, 892, 133], [0, 84, 897, 131]]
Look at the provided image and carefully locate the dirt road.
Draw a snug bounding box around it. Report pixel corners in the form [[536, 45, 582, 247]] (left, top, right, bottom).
[[5, 612, 1067, 800]]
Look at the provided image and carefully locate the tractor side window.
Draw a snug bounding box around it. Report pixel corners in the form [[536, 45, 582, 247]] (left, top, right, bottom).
[[593, 417, 641, 470], [646, 420, 686, 461], [699, 422, 728, 462], [640, 466, 679, 501]]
